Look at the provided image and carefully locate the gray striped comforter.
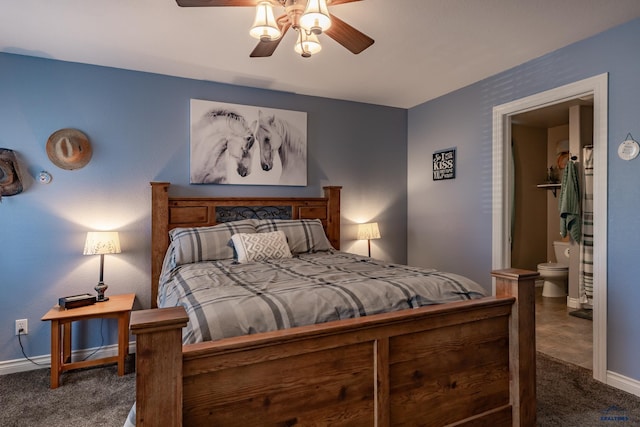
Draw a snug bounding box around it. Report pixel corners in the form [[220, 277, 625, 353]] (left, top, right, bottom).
[[158, 251, 487, 345]]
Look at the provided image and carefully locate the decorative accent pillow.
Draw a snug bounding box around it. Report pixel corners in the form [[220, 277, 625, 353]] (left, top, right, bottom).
[[230, 231, 292, 264], [255, 219, 333, 254], [169, 219, 257, 266]]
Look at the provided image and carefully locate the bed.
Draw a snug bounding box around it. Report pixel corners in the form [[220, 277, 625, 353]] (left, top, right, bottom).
[[129, 182, 537, 426]]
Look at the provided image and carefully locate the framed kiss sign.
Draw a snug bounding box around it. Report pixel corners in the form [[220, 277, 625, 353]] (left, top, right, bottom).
[[433, 148, 456, 180]]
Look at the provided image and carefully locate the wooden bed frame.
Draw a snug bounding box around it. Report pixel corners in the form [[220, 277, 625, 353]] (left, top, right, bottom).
[[132, 182, 537, 426]]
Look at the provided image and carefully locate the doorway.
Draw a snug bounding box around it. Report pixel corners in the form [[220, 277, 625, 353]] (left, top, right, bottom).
[[512, 99, 593, 370], [491, 74, 608, 383]]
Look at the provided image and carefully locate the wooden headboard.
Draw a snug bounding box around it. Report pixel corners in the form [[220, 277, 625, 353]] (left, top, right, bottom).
[[150, 182, 342, 308]]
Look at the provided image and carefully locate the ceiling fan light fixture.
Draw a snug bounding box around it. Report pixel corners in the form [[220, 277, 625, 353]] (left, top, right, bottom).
[[300, 0, 331, 35], [249, 2, 282, 42], [294, 30, 322, 58]]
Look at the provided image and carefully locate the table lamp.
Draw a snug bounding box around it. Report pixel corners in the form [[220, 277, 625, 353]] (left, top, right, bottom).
[[83, 231, 121, 302], [356, 222, 381, 258]]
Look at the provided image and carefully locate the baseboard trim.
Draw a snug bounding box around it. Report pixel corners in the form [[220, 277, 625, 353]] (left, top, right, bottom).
[[0, 342, 136, 376], [567, 297, 582, 309], [607, 370, 640, 398]]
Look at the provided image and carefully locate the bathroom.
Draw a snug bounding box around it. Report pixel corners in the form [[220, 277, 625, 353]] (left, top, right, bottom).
[[510, 101, 594, 369]]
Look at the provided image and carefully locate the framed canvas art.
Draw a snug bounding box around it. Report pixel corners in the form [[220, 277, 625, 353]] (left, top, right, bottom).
[[190, 99, 307, 186]]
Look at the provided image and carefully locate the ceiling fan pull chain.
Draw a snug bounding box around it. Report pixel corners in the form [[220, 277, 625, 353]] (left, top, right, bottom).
[[299, 29, 311, 58]]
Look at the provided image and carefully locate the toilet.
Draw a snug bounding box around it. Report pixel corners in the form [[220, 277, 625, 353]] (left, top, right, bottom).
[[538, 241, 570, 297]]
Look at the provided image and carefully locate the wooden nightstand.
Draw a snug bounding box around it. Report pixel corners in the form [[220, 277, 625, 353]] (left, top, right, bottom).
[[41, 293, 135, 388]]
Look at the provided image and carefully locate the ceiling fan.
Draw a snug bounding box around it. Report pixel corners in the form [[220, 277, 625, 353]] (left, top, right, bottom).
[[175, 0, 374, 58]]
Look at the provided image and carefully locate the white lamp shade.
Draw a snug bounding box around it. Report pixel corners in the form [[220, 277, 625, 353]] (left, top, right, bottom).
[[83, 231, 121, 255], [294, 30, 322, 57], [249, 2, 282, 42], [356, 222, 381, 240], [300, 0, 332, 34]]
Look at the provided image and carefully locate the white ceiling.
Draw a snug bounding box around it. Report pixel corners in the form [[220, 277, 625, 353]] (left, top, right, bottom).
[[2, 0, 640, 108]]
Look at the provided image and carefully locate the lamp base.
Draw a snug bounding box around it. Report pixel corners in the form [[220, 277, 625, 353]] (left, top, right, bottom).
[[95, 281, 109, 303]]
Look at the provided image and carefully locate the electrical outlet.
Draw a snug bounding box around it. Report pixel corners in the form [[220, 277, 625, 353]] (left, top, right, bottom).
[[15, 319, 28, 336]]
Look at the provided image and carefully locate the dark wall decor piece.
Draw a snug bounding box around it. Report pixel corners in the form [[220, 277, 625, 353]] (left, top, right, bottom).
[[0, 148, 24, 201], [432, 147, 456, 180]]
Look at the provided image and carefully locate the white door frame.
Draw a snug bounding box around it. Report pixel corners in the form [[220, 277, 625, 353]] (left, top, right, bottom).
[[492, 73, 608, 383]]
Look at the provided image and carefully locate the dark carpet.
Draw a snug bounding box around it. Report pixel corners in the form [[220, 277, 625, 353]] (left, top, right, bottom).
[[1, 353, 639, 426], [0, 364, 135, 427], [537, 353, 640, 426]]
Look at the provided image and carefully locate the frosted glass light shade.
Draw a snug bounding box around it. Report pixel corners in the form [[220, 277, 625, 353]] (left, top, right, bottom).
[[83, 231, 121, 255], [356, 223, 381, 240], [294, 30, 322, 57], [250, 2, 282, 42], [300, 0, 331, 35]]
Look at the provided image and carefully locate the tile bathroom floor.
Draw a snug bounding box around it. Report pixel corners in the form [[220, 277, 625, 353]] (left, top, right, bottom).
[[535, 287, 593, 370]]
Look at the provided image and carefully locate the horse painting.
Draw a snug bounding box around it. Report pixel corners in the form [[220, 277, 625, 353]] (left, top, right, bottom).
[[190, 109, 255, 184], [254, 110, 307, 185]]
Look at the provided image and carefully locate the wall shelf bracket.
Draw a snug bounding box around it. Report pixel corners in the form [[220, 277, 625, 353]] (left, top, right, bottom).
[[537, 183, 561, 197]]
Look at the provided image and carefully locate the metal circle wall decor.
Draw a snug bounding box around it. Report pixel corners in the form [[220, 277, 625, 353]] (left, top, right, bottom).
[[618, 133, 639, 161], [46, 128, 93, 170]]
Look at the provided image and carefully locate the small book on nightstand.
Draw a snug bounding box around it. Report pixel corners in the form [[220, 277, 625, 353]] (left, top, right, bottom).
[[58, 293, 96, 309]]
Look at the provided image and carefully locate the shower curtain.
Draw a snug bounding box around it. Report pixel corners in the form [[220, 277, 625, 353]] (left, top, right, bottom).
[[579, 146, 594, 305]]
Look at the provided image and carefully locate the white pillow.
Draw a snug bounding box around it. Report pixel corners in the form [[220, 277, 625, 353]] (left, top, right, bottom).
[[231, 231, 292, 263]]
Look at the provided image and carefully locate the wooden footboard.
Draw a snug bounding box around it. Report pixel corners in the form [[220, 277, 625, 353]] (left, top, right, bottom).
[[131, 269, 537, 427]]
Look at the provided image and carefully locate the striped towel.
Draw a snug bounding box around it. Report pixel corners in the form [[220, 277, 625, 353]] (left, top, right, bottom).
[[559, 160, 581, 243]]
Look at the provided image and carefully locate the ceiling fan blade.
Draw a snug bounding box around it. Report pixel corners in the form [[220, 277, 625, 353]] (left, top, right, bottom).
[[176, 0, 360, 6], [327, 0, 362, 5], [324, 13, 374, 54], [176, 0, 258, 6], [250, 22, 291, 57]]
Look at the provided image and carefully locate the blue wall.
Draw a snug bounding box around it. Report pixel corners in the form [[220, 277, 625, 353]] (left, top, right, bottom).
[[408, 18, 640, 380], [0, 53, 407, 363]]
